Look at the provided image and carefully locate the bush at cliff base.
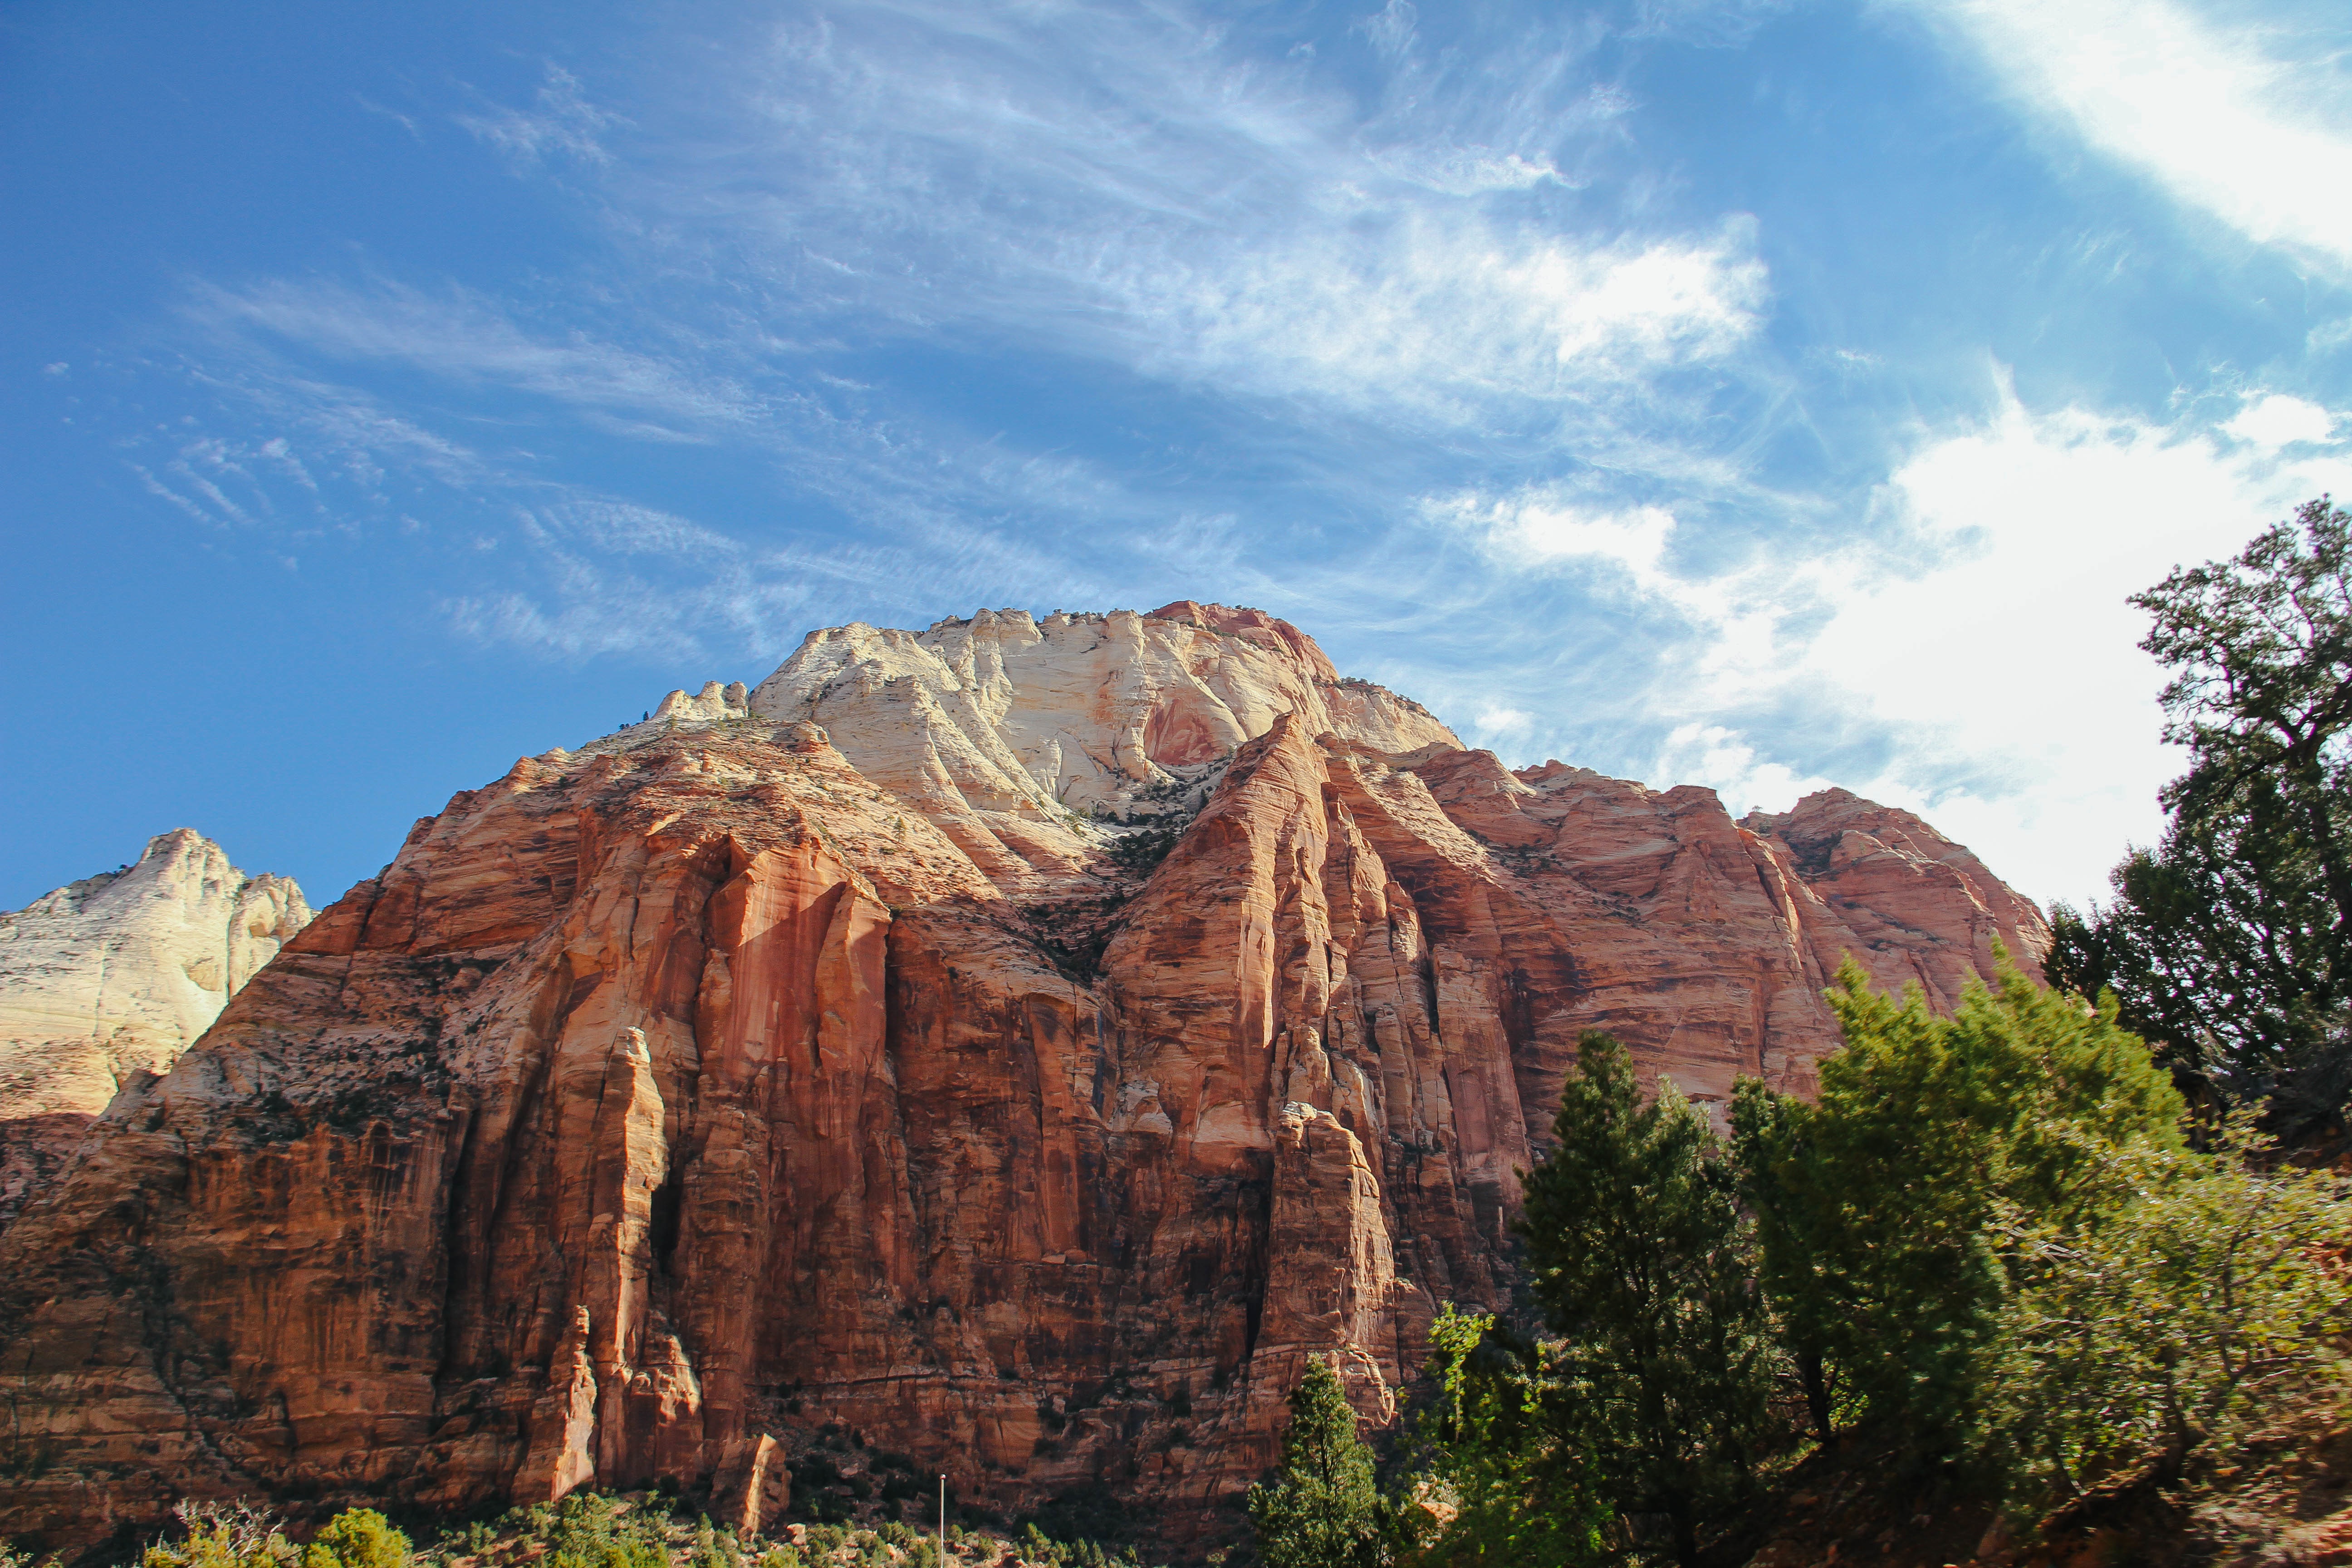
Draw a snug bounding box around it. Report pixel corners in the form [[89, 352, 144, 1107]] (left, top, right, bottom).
[[511, 1494, 666, 1568], [1406, 1307, 1609, 1566], [303, 1511, 411, 1568], [1735, 953, 2352, 1514], [136, 1504, 412, 1568]]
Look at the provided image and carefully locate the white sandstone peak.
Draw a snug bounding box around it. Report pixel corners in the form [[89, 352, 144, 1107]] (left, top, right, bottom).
[[727, 602, 1459, 890], [0, 828, 313, 1127], [573, 603, 1459, 897]]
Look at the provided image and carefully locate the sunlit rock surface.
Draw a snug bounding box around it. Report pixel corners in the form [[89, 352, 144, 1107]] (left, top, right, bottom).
[[0, 828, 310, 1230], [0, 604, 2045, 1553]]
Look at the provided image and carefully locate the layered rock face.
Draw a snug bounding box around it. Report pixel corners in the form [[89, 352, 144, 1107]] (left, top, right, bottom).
[[0, 605, 2044, 1553], [0, 829, 310, 1230]]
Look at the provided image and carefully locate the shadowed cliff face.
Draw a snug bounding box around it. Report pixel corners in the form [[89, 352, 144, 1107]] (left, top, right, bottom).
[[0, 606, 2046, 1554]]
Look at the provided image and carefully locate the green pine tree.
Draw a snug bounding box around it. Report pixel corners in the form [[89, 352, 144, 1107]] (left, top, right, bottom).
[[1518, 1032, 1775, 1568], [1247, 1357, 1393, 1568]]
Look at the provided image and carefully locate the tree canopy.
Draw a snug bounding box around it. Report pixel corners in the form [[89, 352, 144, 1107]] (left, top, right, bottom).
[[1733, 956, 2185, 1459], [2048, 497, 2352, 1132]]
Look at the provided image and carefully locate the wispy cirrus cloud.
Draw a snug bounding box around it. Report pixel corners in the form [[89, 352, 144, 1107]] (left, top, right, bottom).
[[456, 64, 618, 170], [152, 0, 1799, 676], [1911, 0, 2352, 269], [186, 278, 760, 432], [616, 0, 1768, 436]]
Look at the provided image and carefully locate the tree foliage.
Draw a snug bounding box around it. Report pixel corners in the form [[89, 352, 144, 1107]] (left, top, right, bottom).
[[1732, 956, 2185, 1457], [141, 1505, 411, 1568], [1518, 1033, 1776, 1567], [1404, 1309, 1607, 1567], [1247, 1358, 1395, 1568], [303, 1512, 411, 1568], [2048, 497, 2352, 1130], [144, 1504, 300, 1568], [1976, 1126, 2352, 1515], [511, 1494, 667, 1568]]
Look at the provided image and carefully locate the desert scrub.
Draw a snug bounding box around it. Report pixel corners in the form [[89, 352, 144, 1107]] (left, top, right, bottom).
[[502, 1494, 666, 1568], [140, 1503, 412, 1568]]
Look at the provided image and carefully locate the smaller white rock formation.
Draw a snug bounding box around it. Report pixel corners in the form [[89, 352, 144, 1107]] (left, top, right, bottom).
[[654, 679, 752, 727], [0, 828, 311, 1128]]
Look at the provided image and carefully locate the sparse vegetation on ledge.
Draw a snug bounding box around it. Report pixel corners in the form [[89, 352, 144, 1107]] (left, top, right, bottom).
[[0, 1493, 1171, 1568]]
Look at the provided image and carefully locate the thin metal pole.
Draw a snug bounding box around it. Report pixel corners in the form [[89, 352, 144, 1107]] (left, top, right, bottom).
[[939, 1475, 946, 1564]]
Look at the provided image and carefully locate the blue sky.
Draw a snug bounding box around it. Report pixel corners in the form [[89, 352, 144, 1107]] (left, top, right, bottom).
[[5, 0, 2350, 916]]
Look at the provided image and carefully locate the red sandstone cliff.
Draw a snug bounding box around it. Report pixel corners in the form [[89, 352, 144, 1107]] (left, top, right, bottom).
[[0, 605, 2044, 1552]]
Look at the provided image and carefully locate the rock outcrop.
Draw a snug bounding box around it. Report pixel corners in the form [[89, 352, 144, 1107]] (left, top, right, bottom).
[[0, 829, 310, 1230], [0, 605, 2045, 1554]]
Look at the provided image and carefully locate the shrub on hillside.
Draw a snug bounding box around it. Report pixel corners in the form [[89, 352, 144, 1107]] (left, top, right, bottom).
[[302, 1511, 411, 1568], [143, 1503, 299, 1568], [1405, 1308, 1606, 1566], [1976, 1125, 2352, 1514]]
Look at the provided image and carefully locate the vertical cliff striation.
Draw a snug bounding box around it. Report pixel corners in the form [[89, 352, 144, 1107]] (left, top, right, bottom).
[[0, 605, 2044, 1553]]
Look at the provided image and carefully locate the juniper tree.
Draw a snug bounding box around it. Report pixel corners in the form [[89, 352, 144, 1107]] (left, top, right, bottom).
[[1732, 957, 2185, 1459]]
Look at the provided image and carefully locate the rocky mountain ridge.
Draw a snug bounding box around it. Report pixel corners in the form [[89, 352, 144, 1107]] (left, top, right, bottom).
[[0, 602, 2046, 1556]]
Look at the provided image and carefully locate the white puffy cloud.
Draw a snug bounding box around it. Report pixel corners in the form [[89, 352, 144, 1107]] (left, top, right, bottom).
[[1746, 397, 2352, 903], [1446, 495, 1678, 579], [1472, 704, 1537, 741], [1425, 382, 2352, 906], [2225, 393, 2338, 450]]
